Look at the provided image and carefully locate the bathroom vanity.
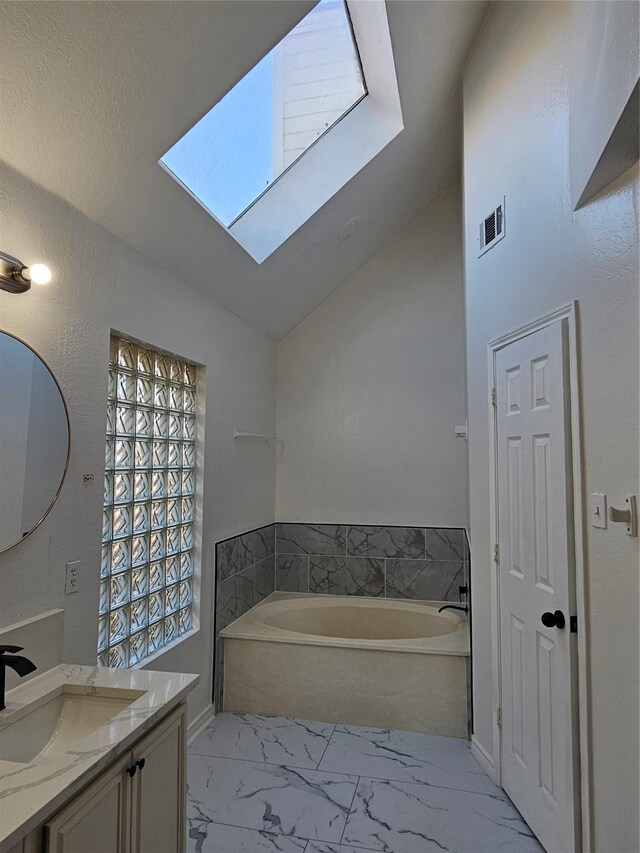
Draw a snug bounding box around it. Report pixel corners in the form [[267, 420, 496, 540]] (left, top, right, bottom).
[[0, 665, 198, 853]]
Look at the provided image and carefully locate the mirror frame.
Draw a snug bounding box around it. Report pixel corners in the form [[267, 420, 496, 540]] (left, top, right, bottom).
[[0, 330, 71, 554]]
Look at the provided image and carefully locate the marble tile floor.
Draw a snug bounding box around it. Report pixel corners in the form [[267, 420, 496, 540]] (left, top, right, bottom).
[[187, 713, 544, 853]]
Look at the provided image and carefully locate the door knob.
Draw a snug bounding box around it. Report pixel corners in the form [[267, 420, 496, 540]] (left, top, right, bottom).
[[541, 610, 565, 629]]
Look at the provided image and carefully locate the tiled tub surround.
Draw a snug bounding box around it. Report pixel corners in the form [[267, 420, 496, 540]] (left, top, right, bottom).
[[276, 523, 469, 600]]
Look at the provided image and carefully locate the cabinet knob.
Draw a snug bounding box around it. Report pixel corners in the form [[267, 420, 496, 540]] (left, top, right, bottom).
[[127, 764, 137, 777], [136, 757, 146, 770]]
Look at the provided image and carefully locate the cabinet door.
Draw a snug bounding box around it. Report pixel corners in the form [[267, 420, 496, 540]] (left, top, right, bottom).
[[45, 754, 131, 853], [130, 704, 186, 853]]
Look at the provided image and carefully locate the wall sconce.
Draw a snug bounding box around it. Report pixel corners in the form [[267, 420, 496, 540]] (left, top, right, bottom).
[[0, 251, 52, 294]]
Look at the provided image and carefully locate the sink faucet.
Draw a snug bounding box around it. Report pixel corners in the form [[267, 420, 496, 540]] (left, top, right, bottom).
[[437, 604, 469, 614], [0, 645, 37, 711]]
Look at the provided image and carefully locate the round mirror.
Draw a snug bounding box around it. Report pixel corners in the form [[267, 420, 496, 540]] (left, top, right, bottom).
[[0, 332, 70, 553]]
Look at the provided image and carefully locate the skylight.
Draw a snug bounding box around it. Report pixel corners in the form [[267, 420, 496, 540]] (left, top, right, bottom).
[[160, 0, 367, 228]]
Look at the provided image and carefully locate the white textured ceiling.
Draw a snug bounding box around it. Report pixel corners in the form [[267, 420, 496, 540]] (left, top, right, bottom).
[[0, 1, 487, 339]]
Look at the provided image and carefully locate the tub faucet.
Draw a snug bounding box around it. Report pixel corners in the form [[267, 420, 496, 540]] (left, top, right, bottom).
[[437, 604, 469, 615], [0, 645, 37, 711]]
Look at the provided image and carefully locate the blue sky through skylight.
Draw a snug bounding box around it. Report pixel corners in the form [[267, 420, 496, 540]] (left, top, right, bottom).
[[160, 0, 365, 228]]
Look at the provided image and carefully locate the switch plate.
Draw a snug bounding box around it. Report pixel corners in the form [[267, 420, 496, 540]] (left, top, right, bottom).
[[65, 561, 80, 594], [591, 493, 607, 529]]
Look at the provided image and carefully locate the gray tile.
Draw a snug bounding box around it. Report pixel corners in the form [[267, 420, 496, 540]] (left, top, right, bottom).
[[424, 528, 467, 561], [347, 526, 425, 559], [318, 725, 502, 796], [216, 566, 254, 631], [255, 555, 276, 602], [309, 556, 384, 597], [187, 822, 307, 852], [190, 713, 335, 768], [276, 555, 309, 592], [217, 525, 275, 581], [188, 754, 357, 843], [277, 524, 346, 556], [386, 559, 465, 601], [306, 844, 378, 853], [343, 778, 544, 852]]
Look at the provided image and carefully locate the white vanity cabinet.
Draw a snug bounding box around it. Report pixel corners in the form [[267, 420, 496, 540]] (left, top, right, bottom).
[[44, 704, 186, 853]]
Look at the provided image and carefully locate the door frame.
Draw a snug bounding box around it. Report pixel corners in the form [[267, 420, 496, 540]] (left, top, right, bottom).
[[486, 301, 591, 852]]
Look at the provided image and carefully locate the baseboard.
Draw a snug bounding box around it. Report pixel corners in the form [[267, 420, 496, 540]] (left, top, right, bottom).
[[187, 703, 216, 745], [471, 735, 500, 785]]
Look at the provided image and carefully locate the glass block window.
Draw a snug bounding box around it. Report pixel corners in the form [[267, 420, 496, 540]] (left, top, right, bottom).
[[99, 336, 198, 668]]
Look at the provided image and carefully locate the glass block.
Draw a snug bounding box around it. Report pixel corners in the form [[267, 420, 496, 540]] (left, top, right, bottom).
[[148, 591, 164, 624], [181, 496, 194, 524], [166, 526, 180, 556], [135, 439, 152, 469], [150, 530, 165, 560], [179, 579, 192, 609], [169, 413, 182, 440], [137, 347, 154, 375], [134, 471, 151, 501], [109, 336, 118, 366], [112, 505, 132, 540], [131, 535, 149, 567], [114, 438, 134, 470], [98, 650, 111, 668], [165, 555, 180, 585], [136, 375, 153, 406], [164, 613, 179, 644], [182, 470, 195, 495], [183, 414, 196, 441], [181, 525, 194, 552], [179, 608, 192, 635], [148, 621, 163, 653], [151, 500, 167, 530], [116, 371, 135, 402], [182, 442, 195, 468], [104, 473, 114, 506], [133, 502, 151, 534], [165, 583, 179, 615], [130, 597, 148, 633], [109, 607, 129, 645], [131, 565, 149, 600], [170, 359, 182, 382], [169, 384, 182, 411], [136, 407, 153, 437], [109, 642, 128, 668], [167, 441, 181, 468], [102, 509, 112, 543], [167, 469, 181, 497], [155, 353, 169, 380], [149, 561, 164, 592], [115, 405, 135, 437], [180, 551, 194, 579], [106, 402, 115, 436], [97, 615, 108, 653], [114, 472, 133, 504], [110, 572, 130, 609], [184, 363, 197, 386], [99, 580, 109, 615], [129, 630, 148, 665], [152, 440, 168, 468], [167, 498, 181, 527], [183, 387, 196, 414], [105, 438, 115, 471], [154, 410, 169, 438], [111, 539, 131, 574], [152, 470, 167, 499], [108, 367, 117, 400], [101, 545, 111, 578], [154, 381, 168, 409], [117, 339, 136, 370]]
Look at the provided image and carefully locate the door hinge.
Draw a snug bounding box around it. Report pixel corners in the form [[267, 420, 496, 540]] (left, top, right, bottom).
[[570, 615, 578, 633], [493, 543, 500, 563], [496, 707, 502, 728], [491, 387, 497, 408]]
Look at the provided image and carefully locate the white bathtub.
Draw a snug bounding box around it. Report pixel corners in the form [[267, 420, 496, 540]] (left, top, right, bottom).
[[220, 592, 469, 737]]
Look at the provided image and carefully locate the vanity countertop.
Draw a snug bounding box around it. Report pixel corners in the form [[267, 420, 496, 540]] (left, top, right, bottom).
[[0, 663, 198, 852]]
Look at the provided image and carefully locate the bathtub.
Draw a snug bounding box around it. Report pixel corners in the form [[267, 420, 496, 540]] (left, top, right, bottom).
[[220, 592, 469, 737]]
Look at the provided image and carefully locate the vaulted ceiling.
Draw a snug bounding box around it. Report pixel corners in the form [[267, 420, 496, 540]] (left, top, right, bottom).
[[0, 1, 487, 339]]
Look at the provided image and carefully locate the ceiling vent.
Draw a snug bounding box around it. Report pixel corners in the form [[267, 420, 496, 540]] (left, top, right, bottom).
[[479, 198, 505, 256]]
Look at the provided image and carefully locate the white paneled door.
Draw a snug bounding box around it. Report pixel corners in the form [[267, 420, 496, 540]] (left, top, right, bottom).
[[495, 319, 579, 853]]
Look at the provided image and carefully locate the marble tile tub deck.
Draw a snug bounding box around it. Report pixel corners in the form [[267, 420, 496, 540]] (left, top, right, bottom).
[[187, 713, 543, 853]]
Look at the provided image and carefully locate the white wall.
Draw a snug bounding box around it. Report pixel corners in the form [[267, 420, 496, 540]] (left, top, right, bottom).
[[276, 185, 467, 527], [0, 162, 277, 726], [463, 3, 639, 849]]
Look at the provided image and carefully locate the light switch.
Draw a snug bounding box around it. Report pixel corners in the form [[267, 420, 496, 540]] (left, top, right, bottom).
[[591, 493, 607, 529]]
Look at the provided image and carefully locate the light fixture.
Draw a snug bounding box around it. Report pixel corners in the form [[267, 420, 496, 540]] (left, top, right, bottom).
[[0, 251, 52, 294]]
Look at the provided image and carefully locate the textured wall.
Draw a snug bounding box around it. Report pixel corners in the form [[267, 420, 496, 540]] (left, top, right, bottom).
[[463, 2, 639, 848]]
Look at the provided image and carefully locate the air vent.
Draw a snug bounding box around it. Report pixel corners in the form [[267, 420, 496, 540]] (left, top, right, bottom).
[[479, 198, 506, 256]]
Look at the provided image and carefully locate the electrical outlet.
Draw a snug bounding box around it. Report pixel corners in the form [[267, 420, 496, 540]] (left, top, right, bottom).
[[65, 561, 80, 595]]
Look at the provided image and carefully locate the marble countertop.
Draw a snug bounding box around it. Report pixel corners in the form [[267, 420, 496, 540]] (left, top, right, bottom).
[[0, 664, 198, 852]]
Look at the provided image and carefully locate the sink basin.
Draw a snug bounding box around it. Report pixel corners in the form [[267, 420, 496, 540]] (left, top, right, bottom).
[[0, 685, 145, 764]]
